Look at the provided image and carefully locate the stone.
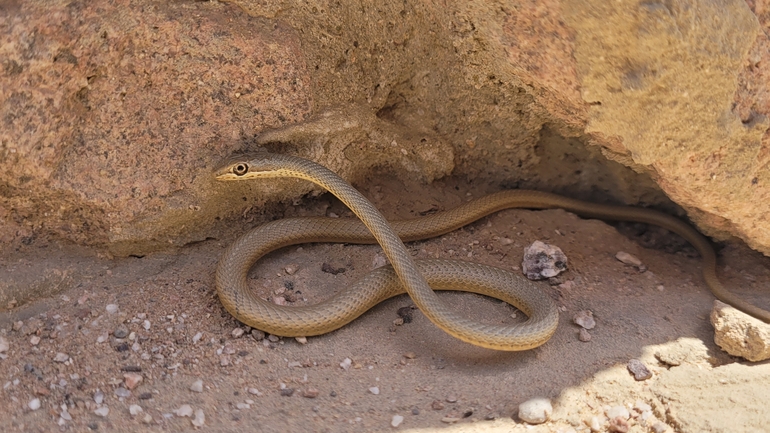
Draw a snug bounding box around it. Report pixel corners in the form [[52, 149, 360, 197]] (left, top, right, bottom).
[[518, 397, 552, 424], [711, 300, 770, 361], [522, 241, 568, 280]]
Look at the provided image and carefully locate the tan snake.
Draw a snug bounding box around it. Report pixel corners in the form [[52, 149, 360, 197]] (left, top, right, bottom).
[[215, 150, 770, 351]]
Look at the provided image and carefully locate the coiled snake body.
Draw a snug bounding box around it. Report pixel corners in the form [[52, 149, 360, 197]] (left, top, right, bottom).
[[215, 150, 770, 351]]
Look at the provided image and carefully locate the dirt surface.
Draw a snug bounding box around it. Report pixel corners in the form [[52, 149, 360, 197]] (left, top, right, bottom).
[[1, 174, 769, 433]]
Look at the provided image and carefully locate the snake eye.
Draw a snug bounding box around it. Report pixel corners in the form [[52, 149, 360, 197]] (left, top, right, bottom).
[[233, 163, 249, 176]]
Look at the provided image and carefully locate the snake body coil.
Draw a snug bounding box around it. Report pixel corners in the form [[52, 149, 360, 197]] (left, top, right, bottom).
[[215, 150, 770, 351]]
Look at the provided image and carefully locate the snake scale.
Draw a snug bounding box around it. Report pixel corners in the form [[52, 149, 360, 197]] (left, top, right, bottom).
[[215, 150, 770, 351]]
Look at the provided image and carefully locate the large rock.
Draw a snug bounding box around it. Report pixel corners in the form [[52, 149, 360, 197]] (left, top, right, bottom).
[[1, 0, 768, 261], [711, 300, 770, 362]]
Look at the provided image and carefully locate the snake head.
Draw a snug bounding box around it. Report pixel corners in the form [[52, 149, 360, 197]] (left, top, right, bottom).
[[215, 149, 288, 181]]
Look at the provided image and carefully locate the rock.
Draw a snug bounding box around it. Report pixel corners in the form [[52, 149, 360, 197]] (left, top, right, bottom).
[[651, 421, 669, 433], [615, 251, 645, 271], [231, 328, 245, 338], [94, 406, 109, 417], [573, 310, 596, 329], [302, 388, 319, 398], [391, 415, 404, 427], [522, 241, 568, 280], [190, 380, 204, 393], [113, 325, 129, 339], [518, 397, 552, 424], [123, 373, 143, 390], [578, 328, 592, 342], [369, 387, 380, 395], [284, 264, 299, 275], [105, 304, 119, 314], [28, 398, 41, 411], [711, 300, 770, 361], [174, 405, 193, 417], [192, 409, 205, 427], [0, 336, 8, 353], [605, 406, 629, 420], [431, 400, 445, 410], [627, 359, 652, 381], [129, 405, 143, 416], [339, 358, 352, 370], [53, 352, 70, 363]]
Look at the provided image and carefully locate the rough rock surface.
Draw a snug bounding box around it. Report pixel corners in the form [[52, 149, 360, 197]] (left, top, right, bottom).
[[711, 300, 770, 361]]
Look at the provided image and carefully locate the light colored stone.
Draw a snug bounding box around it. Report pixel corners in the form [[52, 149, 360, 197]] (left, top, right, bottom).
[[123, 373, 143, 390], [391, 414, 404, 427], [711, 300, 770, 361], [174, 404, 193, 417], [190, 380, 204, 393], [518, 397, 552, 424], [28, 398, 41, 411], [0, 336, 8, 353], [129, 404, 143, 416], [192, 409, 205, 427], [522, 241, 568, 280], [94, 406, 109, 417]]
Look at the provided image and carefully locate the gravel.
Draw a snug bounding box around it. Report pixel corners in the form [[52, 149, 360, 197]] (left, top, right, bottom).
[[190, 380, 204, 393], [391, 414, 404, 427], [28, 398, 41, 410]]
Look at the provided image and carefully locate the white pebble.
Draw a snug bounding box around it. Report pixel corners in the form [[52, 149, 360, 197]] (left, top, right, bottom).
[[232, 328, 245, 338], [129, 404, 143, 416], [589, 416, 603, 432], [340, 358, 352, 370], [94, 390, 104, 404], [518, 397, 552, 424], [53, 352, 70, 363], [248, 388, 263, 396], [174, 404, 193, 417], [236, 402, 250, 410], [94, 406, 110, 417], [192, 409, 205, 427], [190, 380, 203, 393], [143, 320, 151, 330], [391, 414, 404, 427], [606, 405, 630, 420], [633, 400, 652, 413], [105, 304, 119, 314], [369, 386, 380, 395], [60, 409, 72, 421], [28, 398, 41, 410], [573, 310, 596, 330], [615, 251, 642, 267], [295, 336, 307, 344], [0, 336, 9, 353], [284, 264, 299, 275], [192, 332, 203, 343]]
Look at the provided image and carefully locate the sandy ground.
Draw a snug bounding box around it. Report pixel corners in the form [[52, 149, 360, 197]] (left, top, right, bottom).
[[1, 174, 769, 433]]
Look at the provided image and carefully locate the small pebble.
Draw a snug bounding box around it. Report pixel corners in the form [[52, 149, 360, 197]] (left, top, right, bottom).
[[606, 405, 630, 420], [53, 353, 69, 363], [651, 421, 669, 433], [615, 251, 642, 267], [94, 406, 110, 417], [295, 336, 307, 344], [284, 264, 299, 275], [174, 405, 193, 417], [369, 386, 380, 395], [340, 358, 352, 370], [573, 310, 596, 329], [518, 397, 552, 424], [142, 413, 153, 424], [60, 409, 72, 421], [192, 409, 205, 427], [129, 404, 143, 416], [113, 325, 129, 339], [28, 398, 41, 411], [192, 332, 203, 343], [124, 373, 143, 390], [105, 304, 119, 314], [633, 400, 652, 413], [280, 388, 295, 397], [431, 400, 444, 410], [627, 359, 653, 381], [445, 395, 457, 403], [589, 416, 602, 432], [248, 388, 263, 396], [232, 328, 245, 338], [578, 328, 592, 342], [302, 388, 319, 398], [236, 403, 250, 410], [29, 335, 40, 346], [411, 407, 420, 415], [115, 387, 131, 398], [0, 336, 8, 353], [267, 334, 280, 342], [190, 380, 203, 393], [391, 414, 404, 427], [94, 390, 104, 404], [441, 416, 460, 423], [522, 241, 568, 280]]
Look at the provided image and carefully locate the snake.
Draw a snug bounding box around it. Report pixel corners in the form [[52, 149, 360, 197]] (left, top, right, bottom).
[[214, 149, 770, 351]]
